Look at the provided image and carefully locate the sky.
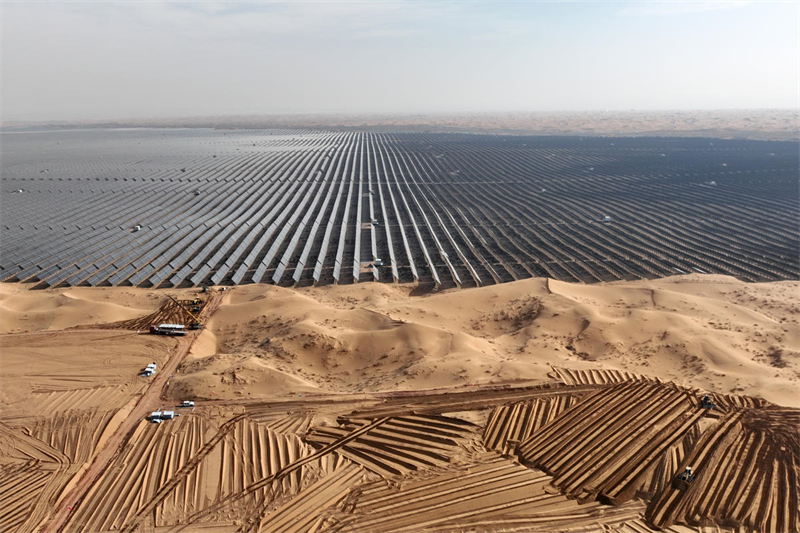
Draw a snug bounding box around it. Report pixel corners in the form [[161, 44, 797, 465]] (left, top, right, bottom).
[[2, 1, 798, 122]]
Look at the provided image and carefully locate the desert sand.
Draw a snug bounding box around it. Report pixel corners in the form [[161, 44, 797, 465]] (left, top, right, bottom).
[[162, 274, 799, 407], [1, 275, 798, 532]]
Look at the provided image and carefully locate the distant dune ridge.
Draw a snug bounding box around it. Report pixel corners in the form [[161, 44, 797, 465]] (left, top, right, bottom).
[[3, 274, 796, 408], [4, 109, 798, 141]]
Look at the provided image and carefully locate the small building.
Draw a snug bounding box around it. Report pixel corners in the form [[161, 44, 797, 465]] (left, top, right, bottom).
[[150, 411, 162, 420], [161, 411, 175, 420]]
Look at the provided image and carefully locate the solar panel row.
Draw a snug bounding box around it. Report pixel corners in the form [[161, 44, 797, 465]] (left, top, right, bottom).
[[2, 129, 798, 290]]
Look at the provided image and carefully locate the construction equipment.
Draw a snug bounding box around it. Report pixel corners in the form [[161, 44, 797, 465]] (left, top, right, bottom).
[[672, 466, 695, 490], [167, 295, 203, 330], [699, 394, 716, 410]]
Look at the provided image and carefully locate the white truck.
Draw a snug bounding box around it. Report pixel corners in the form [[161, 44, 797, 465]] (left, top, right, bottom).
[[149, 324, 186, 336]]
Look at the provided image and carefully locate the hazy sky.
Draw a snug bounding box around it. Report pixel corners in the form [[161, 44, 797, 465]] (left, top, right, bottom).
[[2, 1, 798, 122]]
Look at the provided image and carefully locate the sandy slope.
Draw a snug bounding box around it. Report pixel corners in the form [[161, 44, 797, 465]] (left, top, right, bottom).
[[159, 275, 799, 406]]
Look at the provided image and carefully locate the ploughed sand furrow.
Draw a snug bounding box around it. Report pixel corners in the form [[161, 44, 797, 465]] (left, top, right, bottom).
[[516, 383, 634, 457], [0, 418, 112, 532], [639, 423, 699, 497], [255, 463, 365, 533], [554, 385, 688, 471], [306, 414, 477, 478], [65, 422, 153, 532], [521, 382, 668, 467], [27, 410, 102, 463], [119, 415, 235, 532], [178, 418, 389, 528], [350, 433, 457, 465], [483, 395, 580, 455], [265, 414, 314, 435], [375, 421, 470, 445], [354, 455, 513, 501], [354, 464, 542, 515], [169, 419, 314, 528], [552, 367, 645, 387], [66, 416, 211, 533], [645, 412, 743, 526], [427, 499, 646, 533], [2, 410, 116, 533], [518, 381, 707, 504], [603, 407, 706, 503], [711, 393, 772, 413], [1, 385, 144, 421], [0, 468, 53, 533], [308, 428, 455, 469], [154, 416, 199, 526], [104, 424, 164, 531], [335, 453, 645, 533], [698, 429, 750, 518], [640, 409, 800, 531], [0, 422, 71, 466], [597, 517, 728, 533], [555, 390, 694, 498]]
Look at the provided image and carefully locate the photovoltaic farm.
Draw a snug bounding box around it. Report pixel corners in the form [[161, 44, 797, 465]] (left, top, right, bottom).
[[2, 128, 798, 289]]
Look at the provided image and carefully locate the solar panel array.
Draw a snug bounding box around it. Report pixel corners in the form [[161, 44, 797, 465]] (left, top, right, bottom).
[[1, 128, 798, 289]]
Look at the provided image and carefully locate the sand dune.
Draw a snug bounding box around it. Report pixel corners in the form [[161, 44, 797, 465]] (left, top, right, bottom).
[[0, 275, 796, 408], [0, 284, 167, 333], [161, 275, 799, 407]]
